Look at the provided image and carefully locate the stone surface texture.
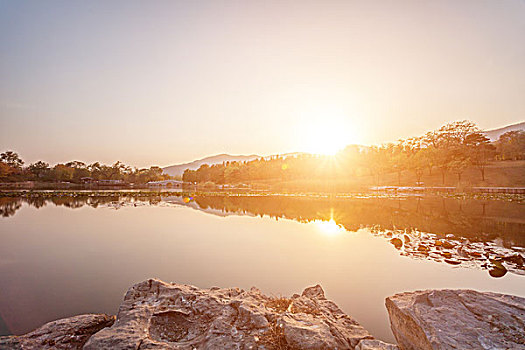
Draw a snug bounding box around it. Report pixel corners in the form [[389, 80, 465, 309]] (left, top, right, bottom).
[[84, 279, 374, 349], [0, 314, 115, 349], [3, 283, 523, 350], [386, 289, 525, 350], [355, 339, 399, 350]]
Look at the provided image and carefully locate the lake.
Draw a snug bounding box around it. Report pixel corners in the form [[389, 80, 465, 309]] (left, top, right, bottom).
[[0, 193, 524, 343]]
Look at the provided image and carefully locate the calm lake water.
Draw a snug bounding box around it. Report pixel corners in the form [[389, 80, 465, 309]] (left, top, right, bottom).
[[0, 193, 524, 342]]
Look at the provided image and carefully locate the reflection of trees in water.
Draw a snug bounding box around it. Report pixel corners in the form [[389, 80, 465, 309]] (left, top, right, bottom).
[[2, 195, 523, 246], [0, 195, 164, 217], [192, 196, 524, 247], [1, 194, 523, 276], [190, 195, 525, 277], [25, 197, 47, 209], [0, 197, 22, 217]]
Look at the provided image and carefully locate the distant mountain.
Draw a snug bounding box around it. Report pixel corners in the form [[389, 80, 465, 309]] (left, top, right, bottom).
[[483, 121, 524, 141], [162, 154, 260, 176], [162, 149, 374, 177], [260, 152, 310, 160]]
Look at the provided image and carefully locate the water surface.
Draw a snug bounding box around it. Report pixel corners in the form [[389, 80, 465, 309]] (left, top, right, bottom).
[[0, 194, 524, 342]]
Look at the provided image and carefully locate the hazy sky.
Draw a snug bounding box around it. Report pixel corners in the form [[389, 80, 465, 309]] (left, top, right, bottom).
[[1, 0, 524, 167]]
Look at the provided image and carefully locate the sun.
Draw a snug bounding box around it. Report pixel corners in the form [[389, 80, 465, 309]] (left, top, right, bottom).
[[307, 127, 352, 155], [295, 105, 361, 155]]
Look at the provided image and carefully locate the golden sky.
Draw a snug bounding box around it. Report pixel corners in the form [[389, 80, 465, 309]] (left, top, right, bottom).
[[1, 1, 524, 167]]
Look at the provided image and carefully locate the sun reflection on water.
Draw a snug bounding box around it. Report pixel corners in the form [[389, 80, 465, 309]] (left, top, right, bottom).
[[314, 208, 346, 236], [314, 219, 346, 236]]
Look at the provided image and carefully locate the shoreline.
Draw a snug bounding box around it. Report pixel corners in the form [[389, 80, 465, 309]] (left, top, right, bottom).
[[1, 188, 524, 203]]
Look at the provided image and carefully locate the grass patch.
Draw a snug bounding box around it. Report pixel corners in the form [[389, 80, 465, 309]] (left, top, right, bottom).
[[265, 297, 292, 313], [258, 321, 297, 350]]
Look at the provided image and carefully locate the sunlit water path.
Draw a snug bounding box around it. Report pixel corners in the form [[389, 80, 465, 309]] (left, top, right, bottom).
[[0, 194, 524, 343]]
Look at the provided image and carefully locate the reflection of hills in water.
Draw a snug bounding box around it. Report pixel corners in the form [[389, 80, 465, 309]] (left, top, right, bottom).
[[1, 194, 524, 277]]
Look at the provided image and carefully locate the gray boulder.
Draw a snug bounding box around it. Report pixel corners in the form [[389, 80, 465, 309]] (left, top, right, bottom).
[[386, 289, 525, 350], [85, 279, 374, 349], [0, 314, 115, 349]]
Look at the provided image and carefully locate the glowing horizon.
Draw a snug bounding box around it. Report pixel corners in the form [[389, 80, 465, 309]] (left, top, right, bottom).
[[1, 1, 524, 168]]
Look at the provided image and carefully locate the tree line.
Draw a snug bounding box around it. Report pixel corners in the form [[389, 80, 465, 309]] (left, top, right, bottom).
[[2, 120, 523, 186], [182, 121, 524, 185], [0, 154, 170, 184]]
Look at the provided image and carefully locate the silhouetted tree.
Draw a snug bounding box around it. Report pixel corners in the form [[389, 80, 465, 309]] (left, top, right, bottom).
[[496, 131, 525, 160], [1, 151, 24, 168], [28, 161, 50, 179]]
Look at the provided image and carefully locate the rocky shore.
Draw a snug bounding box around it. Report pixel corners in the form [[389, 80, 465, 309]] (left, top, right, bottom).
[[1, 279, 523, 349]]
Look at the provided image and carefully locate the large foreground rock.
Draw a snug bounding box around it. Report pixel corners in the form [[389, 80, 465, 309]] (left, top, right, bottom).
[[85, 279, 374, 349], [0, 314, 115, 349], [386, 289, 525, 350]]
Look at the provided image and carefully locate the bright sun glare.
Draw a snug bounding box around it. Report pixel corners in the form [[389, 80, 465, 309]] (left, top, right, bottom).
[[315, 219, 345, 236], [314, 208, 346, 236], [308, 127, 352, 156], [297, 105, 361, 156]]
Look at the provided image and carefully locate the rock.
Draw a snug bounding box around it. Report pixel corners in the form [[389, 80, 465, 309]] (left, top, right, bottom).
[[386, 289, 525, 350], [85, 279, 374, 349], [390, 238, 403, 249], [443, 258, 461, 265], [301, 284, 325, 299], [441, 241, 455, 249], [0, 314, 115, 350], [489, 266, 507, 278], [440, 251, 452, 259], [488, 260, 508, 278], [504, 253, 525, 266], [417, 244, 429, 252], [356, 339, 399, 350]]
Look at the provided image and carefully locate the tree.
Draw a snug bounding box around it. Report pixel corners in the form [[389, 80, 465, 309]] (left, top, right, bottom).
[[449, 157, 469, 183], [435, 148, 452, 185], [496, 131, 525, 160], [183, 169, 197, 183], [149, 166, 164, 178], [436, 120, 480, 146], [51, 164, 74, 181], [224, 164, 242, 183], [406, 151, 426, 185], [1, 151, 24, 169], [364, 146, 391, 185], [65, 161, 86, 169], [73, 167, 91, 181], [391, 144, 408, 185], [88, 162, 102, 179], [28, 161, 50, 179], [110, 161, 126, 179], [433, 121, 484, 185], [420, 146, 437, 175], [0, 162, 16, 180], [468, 134, 495, 181]]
